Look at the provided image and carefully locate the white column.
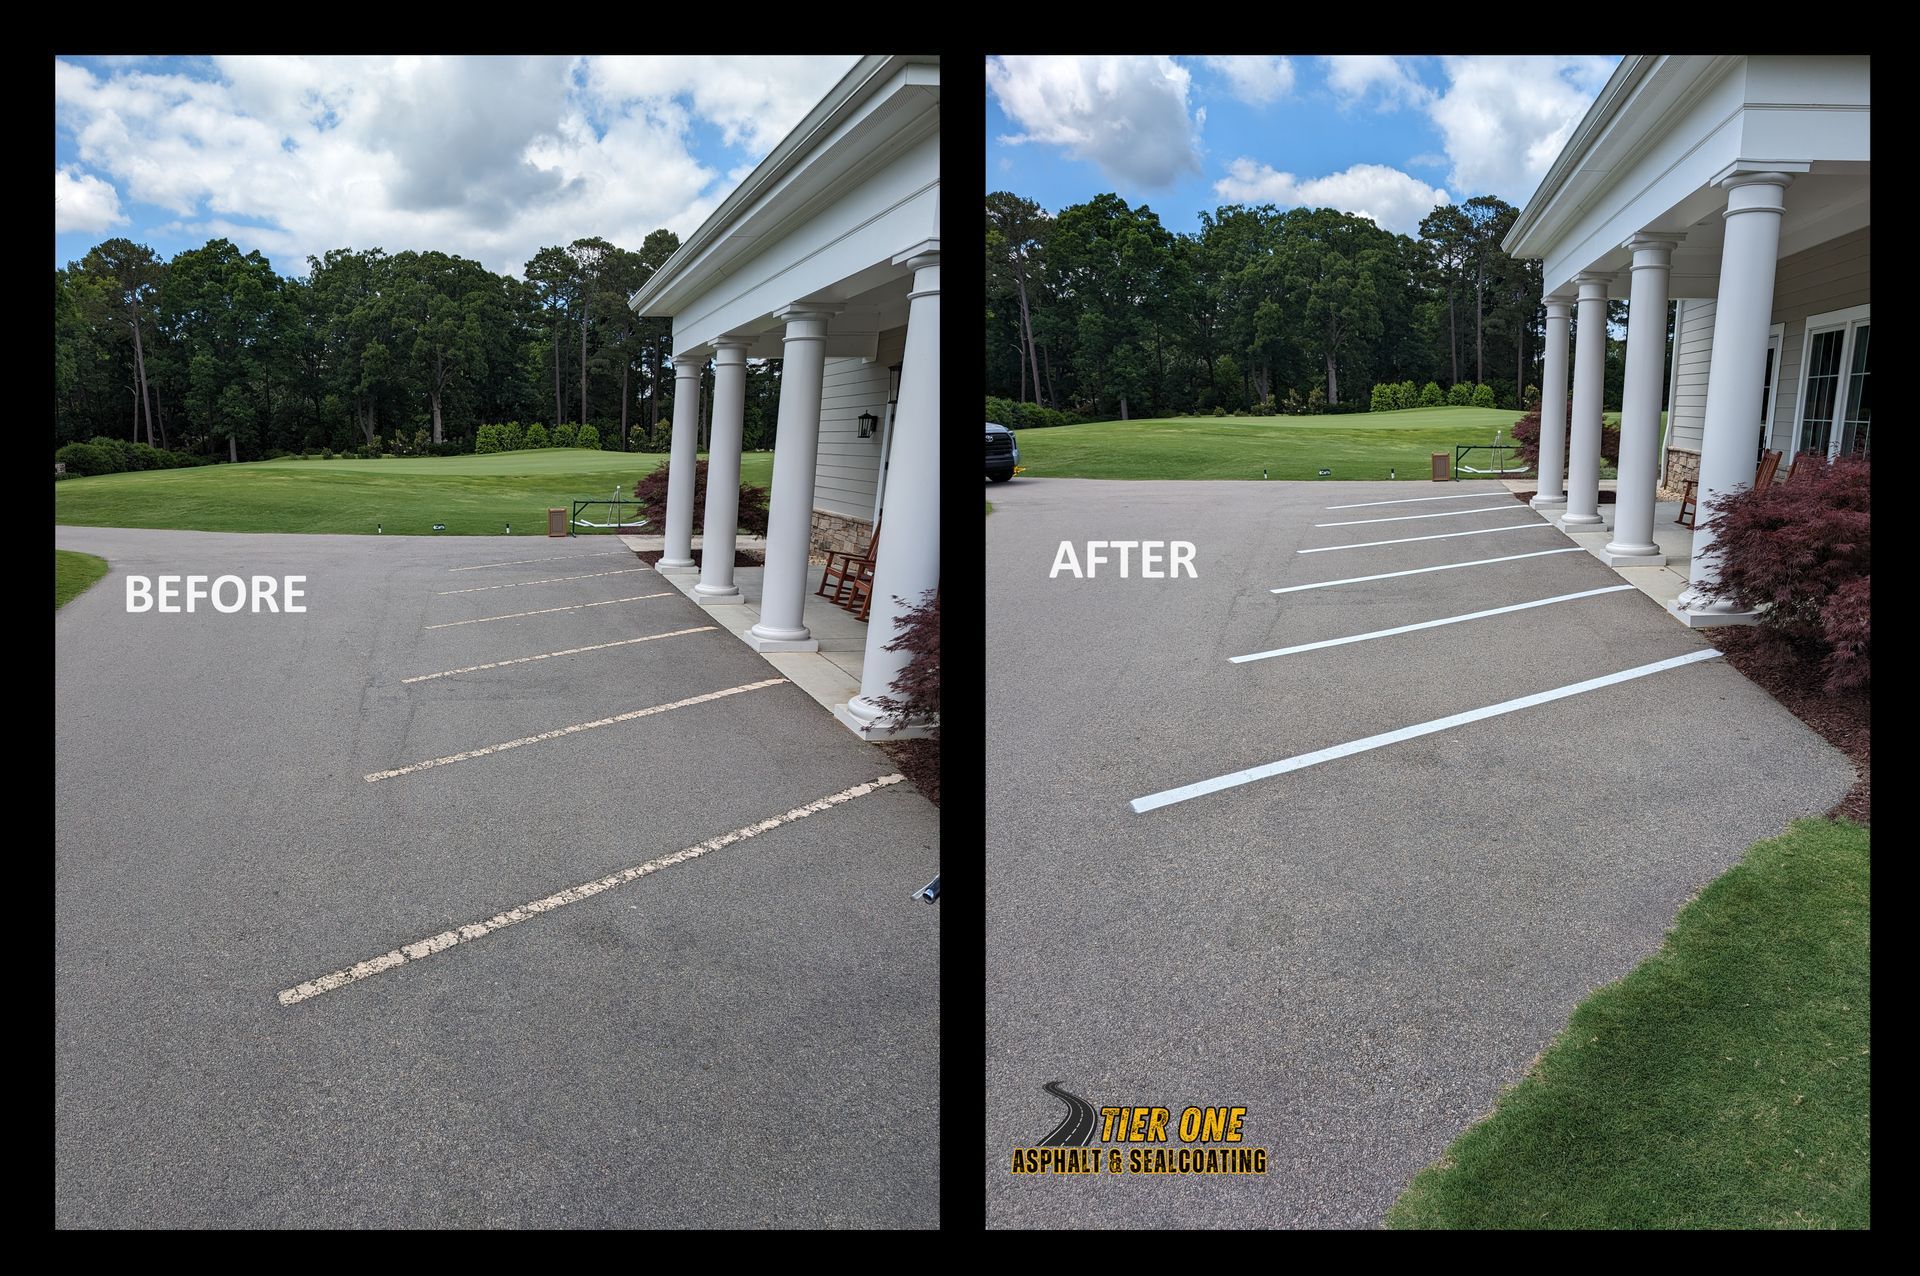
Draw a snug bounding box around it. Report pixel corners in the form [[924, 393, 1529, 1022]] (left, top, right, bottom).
[[1530, 300, 1573, 509], [837, 243, 939, 738], [747, 308, 834, 652], [656, 353, 702, 574], [1675, 173, 1793, 628], [1604, 234, 1683, 566], [693, 337, 750, 605], [1559, 274, 1611, 529]]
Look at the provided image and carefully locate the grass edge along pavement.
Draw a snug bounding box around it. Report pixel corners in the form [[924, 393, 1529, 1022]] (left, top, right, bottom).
[[1386, 818, 1869, 1230], [55, 549, 109, 610], [53, 449, 775, 537]]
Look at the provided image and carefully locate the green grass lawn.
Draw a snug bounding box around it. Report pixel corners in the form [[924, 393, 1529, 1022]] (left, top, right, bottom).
[[53, 449, 776, 537], [1387, 818, 1870, 1230], [55, 549, 109, 610]]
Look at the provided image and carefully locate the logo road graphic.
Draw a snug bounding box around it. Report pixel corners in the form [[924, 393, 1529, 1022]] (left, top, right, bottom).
[[1037, 1082, 1098, 1148]]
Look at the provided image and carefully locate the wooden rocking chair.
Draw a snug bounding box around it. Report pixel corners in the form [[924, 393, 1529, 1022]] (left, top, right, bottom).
[[818, 518, 880, 610], [1678, 449, 1782, 529]]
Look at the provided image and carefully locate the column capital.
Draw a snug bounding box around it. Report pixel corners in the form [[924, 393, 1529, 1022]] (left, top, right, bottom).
[[672, 354, 704, 381], [710, 335, 754, 363], [1624, 232, 1685, 262], [1573, 273, 1612, 300], [890, 238, 939, 269], [1544, 298, 1575, 320], [1718, 172, 1793, 218], [774, 304, 839, 324]]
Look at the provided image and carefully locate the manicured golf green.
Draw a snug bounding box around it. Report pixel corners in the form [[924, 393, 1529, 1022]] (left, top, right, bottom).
[[1010, 408, 1529, 481], [53, 449, 775, 537], [55, 549, 110, 610], [1387, 818, 1870, 1230]]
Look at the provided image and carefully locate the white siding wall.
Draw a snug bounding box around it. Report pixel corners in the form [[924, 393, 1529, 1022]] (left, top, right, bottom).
[[1663, 225, 1870, 456], [812, 326, 906, 521]]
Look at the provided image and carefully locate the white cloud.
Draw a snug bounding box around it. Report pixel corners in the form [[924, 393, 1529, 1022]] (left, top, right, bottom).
[[54, 165, 126, 233], [1427, 55, 1617, 203], [53, 54, 860, 278], [1212, 159, 1449, 236], [1406, 152, 1447, 170], [1201, 55, 1295, 105], [1322, 56, 1430, 110], [986, 55, 1202, 190]]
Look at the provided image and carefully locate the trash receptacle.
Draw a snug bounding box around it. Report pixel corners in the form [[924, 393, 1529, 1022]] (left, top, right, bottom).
[[1431, 453, 1450, 482], [547, 508, 568, 537]]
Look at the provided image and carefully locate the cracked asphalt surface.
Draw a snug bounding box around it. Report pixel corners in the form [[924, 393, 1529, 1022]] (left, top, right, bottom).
[[56, 527, 939, 1229], [984, 478, 1853, 1229]]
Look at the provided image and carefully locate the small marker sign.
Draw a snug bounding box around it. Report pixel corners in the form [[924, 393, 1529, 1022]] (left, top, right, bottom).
[[1317, 468, 1332, 477], [433, 523, 446, 531]]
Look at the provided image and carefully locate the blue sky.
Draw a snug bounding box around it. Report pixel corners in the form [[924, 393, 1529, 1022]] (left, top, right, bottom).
[[54, 54, 861, 279], [986, 55, 1620, 236]]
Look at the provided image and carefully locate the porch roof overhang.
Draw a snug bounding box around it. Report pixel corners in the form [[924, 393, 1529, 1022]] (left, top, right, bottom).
[[630, 53, 940, 359], [1505, 54, 1870, 300]]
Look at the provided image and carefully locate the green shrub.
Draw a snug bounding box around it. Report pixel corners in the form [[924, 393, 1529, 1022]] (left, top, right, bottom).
[[1447, 381, 1472, 407], [1472, 383, 1497, 409], [1524, 384, 1541, 410], [1307, 387, 1327, 414], [552, 422, 577, 448], [56, 442, 112, 476], [1213, 405, 1226, 417], [1283, 388, 1304, 415], [321, 448, 335, 460], [576, 423, 601, 450], [1420, 381, 1444, 407], [524, 422, 550, 449]]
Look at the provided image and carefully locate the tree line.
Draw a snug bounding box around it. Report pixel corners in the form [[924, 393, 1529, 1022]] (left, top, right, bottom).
[[986, 189, 1561, 420], [55, 233, 789, 460]]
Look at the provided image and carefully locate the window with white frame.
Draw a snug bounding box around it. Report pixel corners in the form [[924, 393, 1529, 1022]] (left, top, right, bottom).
[[1796, 305, 1871, 460]]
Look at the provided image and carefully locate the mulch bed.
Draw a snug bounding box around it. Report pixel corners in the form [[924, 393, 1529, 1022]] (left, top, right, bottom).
[[1511, 489, 1618, 504], [1707, 628, 1869, 825], [879, 739, 939, 807], [631, 548, 764, 568]]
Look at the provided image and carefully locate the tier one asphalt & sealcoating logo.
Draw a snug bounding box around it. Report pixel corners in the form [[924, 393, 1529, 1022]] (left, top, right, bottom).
[[1010, 1082, 1269, 1177]]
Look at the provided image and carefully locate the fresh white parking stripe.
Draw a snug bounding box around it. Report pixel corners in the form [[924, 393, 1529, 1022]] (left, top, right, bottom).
[[436, 567, 647, 595], [448, 551, 630, 572], [279, 774, 905, 1006], [423, 592, 671, 629], [1325, 492, 1503, 510], [364, 678, 787, 781], [1299, 523, 1552, 554], [401, 626, 717, 683], [1130, 649, 1721, 814], [1315, 504, 1518, 528], [1232, 586, 1633, 664], [1270, 548, 1584, 593]]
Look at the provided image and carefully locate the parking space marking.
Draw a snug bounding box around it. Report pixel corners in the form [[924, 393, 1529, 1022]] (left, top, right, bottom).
[[1299, 523, 1553, 554], [401, 626, 717, 684], [364, 678, 788, 782], [448, 551, 632, 572], [1129, 649, 1722, 814], [436, 568, 648, 596], [279, 774, 907, 1006], [423, 592, 672, 629], [1270, 547, 1584, 594], [1316, 504, 1519, 529], [1232, 585, 1632, 664], [1325, 492, 1505, 510]]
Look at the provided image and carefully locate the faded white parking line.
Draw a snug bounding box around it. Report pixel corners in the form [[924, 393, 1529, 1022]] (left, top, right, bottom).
[[1130, 649, 1722, 814], [1270, 548, 1584, 594], [436, 567, 648, 595], [448, 551, 631, 572], [1299, 523, 1552, 554], [1232, 585, 1633, 664], [364, 678, 787, 781], [1325, 492, 1503, 510], [401, 626, 716, 683], [279, 774, 906, 1006], [423, 592, 671, 629], [1315, 504, 1518, 528]]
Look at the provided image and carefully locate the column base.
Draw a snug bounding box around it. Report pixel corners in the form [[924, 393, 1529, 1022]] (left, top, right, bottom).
[[1529, 493, 1568, 509], [746, 624, 818, 653], [832, 697, 938, 741], [693, 584, 743, 606], [1558, 513, 1604, 530], [1601, 544, 1666, 567], [655, 557, 697, 575], [1667, 598, 1760, 628]]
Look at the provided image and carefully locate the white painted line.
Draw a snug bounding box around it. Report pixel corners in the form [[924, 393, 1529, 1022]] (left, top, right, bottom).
[[436, 567, 648, 595], [1270, 548, 1584, 594], [1316, 504, 1518, 528], [448, 551, 631, 572], [279, 775, 905, 1006], [422, 592, 671, 629], [1325, 492, 1503, 510], [364, 678, 787, 782], [1231, 585, 1633, 664], [1130, 649, 1721, 814], [1299, 523, 1552, 554], [401, 626, 717, 683]]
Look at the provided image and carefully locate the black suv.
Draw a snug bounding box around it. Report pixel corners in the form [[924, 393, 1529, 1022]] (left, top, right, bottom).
[[985, 421, 1019, 482]]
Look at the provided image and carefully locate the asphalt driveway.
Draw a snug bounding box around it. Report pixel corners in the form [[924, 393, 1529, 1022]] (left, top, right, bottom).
[[56, 527, 939, 1229], [984, 477, 1852, 1229]]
